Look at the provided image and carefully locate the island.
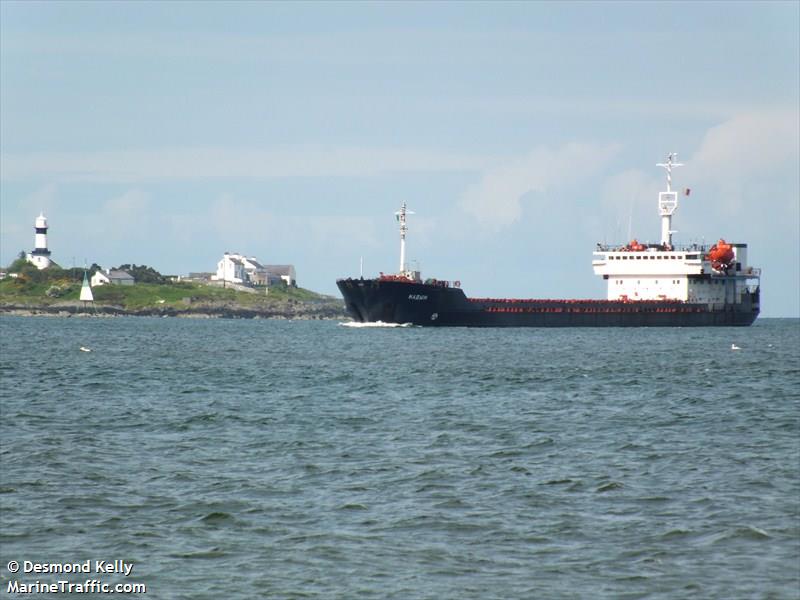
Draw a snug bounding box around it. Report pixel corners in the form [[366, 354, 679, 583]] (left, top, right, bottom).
[[0, 258, 347, 320]]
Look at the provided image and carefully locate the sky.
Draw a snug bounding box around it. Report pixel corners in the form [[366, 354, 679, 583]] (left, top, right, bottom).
[[1, 1, 798, 317]]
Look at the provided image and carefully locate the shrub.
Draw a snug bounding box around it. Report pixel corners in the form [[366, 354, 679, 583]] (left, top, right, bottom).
[[113, 264, 166, 284]]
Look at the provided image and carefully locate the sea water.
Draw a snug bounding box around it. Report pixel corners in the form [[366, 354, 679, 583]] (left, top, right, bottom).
[[1, 316, 798, 599]]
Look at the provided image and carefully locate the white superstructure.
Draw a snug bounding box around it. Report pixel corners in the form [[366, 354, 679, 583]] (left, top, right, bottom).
[[592, 155, 760, 307]]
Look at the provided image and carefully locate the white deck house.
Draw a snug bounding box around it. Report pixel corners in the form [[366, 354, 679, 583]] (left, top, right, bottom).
[[214, 253, 296, 287], [591, 154, 760, 308], [91, 269, 135, 286], [592, 244, 755, 304]]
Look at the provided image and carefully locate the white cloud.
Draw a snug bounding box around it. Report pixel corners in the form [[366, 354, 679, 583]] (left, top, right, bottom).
[[0, 146, 492, 183], [459, 142, 621, 231], [60, 190, 152, 262], [21, 183, 59, 212], [601, 169, 654, 213], [676, 110, 799, 218], [596, 169, 665, 243], [0, 184, 59, 262], [190, 193, 383, 258], [689, 109, 799, 183], [102, 189, 151, 223]]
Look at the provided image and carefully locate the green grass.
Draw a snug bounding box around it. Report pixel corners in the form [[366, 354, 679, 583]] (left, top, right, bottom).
[[0, 275, 79, 304], [0, 278, 337, 310]]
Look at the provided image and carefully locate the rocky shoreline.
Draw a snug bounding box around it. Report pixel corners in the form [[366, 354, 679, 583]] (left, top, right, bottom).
[[0, 299, 349, 320]]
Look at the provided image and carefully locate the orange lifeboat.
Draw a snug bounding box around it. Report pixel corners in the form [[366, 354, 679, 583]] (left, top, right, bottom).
[[626, 239, 646, 251], [707, 238, 735, 271]]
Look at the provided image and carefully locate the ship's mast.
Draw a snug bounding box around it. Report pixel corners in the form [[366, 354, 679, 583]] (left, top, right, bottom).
[[395, 202, 414, 275], [656, 153, 683, 248]]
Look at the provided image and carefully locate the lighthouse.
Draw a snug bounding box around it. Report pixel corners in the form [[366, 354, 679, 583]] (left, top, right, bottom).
[[27, 212, 52, 270]]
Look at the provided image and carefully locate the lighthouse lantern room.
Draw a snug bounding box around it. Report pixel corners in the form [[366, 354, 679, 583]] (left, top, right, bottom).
[[27, 212, 52, 270]]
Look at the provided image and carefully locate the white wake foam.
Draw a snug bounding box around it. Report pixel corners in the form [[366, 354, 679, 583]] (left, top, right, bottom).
[[339, 321, 414, 328]]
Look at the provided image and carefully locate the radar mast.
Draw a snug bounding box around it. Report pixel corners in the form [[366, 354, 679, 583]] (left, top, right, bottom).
[[656, 153, 683, 248], [395, 202, 415, 275]]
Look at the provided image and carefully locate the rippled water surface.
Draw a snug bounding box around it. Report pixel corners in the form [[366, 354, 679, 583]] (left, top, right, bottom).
[[1, 316, 799, 599]]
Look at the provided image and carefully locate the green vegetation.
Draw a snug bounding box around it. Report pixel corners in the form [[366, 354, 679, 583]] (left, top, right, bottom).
[[88, 280, 329, 310], [112, 264, 167, 284], [1, 276, 334, 310], [2, 259, 86, 299], [1, 259, 339, 314]]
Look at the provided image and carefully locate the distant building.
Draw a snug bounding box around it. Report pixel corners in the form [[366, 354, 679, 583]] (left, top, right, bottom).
[[214, 253, 246, 284], [185, 272, 214, 282], [27, 212, 52, 270], [263, 265, 296, 287], [213, 253, 296, 287], [91, 269, 135, 286], [240, 256, 267, 284]]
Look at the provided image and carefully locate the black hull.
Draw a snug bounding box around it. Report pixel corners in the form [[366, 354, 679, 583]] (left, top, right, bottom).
[[336, 278, 760, 327]]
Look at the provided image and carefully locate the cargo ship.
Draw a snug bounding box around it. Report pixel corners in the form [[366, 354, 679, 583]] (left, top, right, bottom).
[[337, 154, 761, 327]]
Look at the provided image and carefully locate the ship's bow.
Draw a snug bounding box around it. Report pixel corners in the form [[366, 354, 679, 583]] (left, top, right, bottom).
[[337, 278, 370, 322], [337, 277, 469, 325]]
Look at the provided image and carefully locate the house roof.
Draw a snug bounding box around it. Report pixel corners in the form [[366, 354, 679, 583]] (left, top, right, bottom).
[[243, 257, 264, 269], [108, 270, 134, 280]]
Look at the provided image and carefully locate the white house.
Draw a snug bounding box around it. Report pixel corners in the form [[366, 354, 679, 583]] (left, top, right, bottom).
[[91, 269, 135, 286], [213, 253, 296, 287], [214, 253, 246, 284]]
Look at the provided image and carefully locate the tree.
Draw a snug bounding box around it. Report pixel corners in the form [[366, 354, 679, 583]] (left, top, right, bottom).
[[113, 264, 166, 284], [7, 255, 29, 272]]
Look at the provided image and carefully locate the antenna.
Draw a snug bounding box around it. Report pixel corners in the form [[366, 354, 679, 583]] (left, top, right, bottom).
[[394, 202, 415, 274], [656, 153, 683, 192], [627, 194, 634, 241]]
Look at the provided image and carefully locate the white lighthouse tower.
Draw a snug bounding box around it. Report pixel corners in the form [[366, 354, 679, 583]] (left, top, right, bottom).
[[27, 212, 52, 270]]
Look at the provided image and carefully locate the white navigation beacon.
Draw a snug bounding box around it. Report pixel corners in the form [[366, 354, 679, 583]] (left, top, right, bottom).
[[656, 153, 682, 247]]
